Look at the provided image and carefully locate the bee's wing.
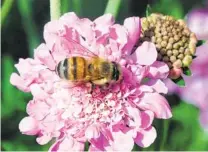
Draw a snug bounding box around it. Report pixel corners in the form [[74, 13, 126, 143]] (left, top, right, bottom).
[[67, 38, 98, 58]]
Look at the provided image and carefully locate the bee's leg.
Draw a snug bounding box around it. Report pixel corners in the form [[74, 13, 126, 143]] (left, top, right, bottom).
[[105, 83, 110, 88], [89, 82, 95, 94], [92, 78, 108, 85]]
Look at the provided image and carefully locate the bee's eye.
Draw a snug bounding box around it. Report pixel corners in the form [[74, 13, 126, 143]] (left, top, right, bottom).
[[55, 65, 58, 74], [56, 62, 62, 76]]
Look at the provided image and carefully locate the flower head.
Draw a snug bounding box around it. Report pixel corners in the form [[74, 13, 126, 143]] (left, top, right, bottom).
[[187, 5, 208, 40], [166, 5, 208, 131], [140, 13, 197, 79], [166, 42, 208, 132], [10, 12, 171, 151]]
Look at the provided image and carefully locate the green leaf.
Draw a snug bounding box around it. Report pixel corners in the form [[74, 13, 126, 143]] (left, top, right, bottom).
[[17, 0, 40, 57], [196, 40, 205, 47], [183, 67, 192, 76], [146, 4, 152, 17], [172, 76, 185, 87], [72, 0, 82, 16], [151, 0, 184, 19], [1, 0, 14, 27], [170, 102, 208, 151], [104, 0, 122, 18], [61, 0, 71, 14]]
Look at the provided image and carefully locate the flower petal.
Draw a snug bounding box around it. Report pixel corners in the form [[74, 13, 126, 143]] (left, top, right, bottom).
[[27, 100, 50, 120], [124, 17, 141, 53], [34, 43, 56, 70], [109, 130, 134, 151], [134, 42, 157, 65], [10, 73, 29, 92], [147, 79, 168, 94], [49, 135, 85, 152], [19, 116, 39, 135], [138, 93, 172, 119], [36, 134, 52, 145], [109, 24, 128, 49], [187, 8, 208, 40], [140, 111, 154, 129], [126, 107, 142, 127], [94, 14, 115, 34], [134, 126, 157, 148], [30, 84, 49, 100], [148, 61, 169, 79], [85, 124, 101, 139], [60, 12, 79, 27]]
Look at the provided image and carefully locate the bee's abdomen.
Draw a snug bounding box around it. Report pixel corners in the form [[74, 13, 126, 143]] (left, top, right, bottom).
[[67, 57, 86, 81]]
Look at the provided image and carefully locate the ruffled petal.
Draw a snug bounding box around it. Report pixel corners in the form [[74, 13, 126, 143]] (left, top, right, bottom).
[[10, 73, 29, 92], [138, 93, 172, 119], [133, 42, 157, 65], [36, 134, 52, 145], [134, 126, 157, 148], [34, 43, 56, 70], [108, 130, 134, 151], [85, 124, 101, 139], [126, 107, 142, 127], [30, 84, 49, 100], [94, 14, 115, 34], [124, 17, 141, 53], [140, 111, 154, 129], [109, 24, 128, 50], [148, 61, 169, 79], [60, 12, 79, 27], [187, 8, 208, 40], [147, 79, 168, 94], [49, 135, 85, 152], [27, 100, 50, 120], [19, 116, 39, 135]]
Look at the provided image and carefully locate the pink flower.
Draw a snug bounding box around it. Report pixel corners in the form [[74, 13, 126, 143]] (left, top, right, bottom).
[[187, 5, 208, 40], [166, 42, 208, 131], [166, 5, 208, 131], [11, 12, 171, 151]]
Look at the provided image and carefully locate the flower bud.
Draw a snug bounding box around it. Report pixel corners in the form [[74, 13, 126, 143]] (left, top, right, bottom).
[[140, 13, 197, 71], [169, 68, 182, 79]]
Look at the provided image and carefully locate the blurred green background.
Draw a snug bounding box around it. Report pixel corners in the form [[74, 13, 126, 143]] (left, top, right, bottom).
[[1, 0, 208, 151]]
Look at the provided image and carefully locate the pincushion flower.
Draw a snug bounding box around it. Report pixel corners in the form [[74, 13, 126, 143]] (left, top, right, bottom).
[[167, 43, 208, 132], [139, 13, 198, 80], [166, 6, 208, 131], [186, 4, 208, 40], [10, 12, 172, 151]]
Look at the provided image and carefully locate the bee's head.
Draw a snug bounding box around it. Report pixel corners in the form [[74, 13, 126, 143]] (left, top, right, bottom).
[[112, 62, 122, 82], [55, 59, 67, 79]]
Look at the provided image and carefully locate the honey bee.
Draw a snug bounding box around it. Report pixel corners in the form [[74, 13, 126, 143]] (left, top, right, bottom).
[[55, 39, 122, 86]]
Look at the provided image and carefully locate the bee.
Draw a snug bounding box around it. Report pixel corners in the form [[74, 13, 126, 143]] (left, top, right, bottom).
[[55, 39, 122, 87]]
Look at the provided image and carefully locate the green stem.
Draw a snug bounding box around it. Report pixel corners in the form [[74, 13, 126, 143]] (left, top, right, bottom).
[[50, 0, 61, 20], [72, 0, 82, 16], [160, 120, 169, 150], [61, 0, 71, 14], [1, 0, 14, 27], [17, 0, 40, 57], [104, 0, 122, 18]]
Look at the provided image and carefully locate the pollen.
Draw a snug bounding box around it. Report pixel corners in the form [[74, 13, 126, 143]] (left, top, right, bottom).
[[140, 13, 197, 69]]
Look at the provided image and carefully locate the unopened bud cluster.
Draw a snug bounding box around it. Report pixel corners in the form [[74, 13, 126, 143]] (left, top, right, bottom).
[[140, 13, 197, 69]]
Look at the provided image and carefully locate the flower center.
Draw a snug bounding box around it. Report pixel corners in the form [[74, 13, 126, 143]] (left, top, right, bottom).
[[140, 13, 197, 69]]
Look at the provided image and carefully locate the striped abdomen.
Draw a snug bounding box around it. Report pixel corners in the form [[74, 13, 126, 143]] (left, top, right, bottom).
[[56, 57, 87, 81]]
